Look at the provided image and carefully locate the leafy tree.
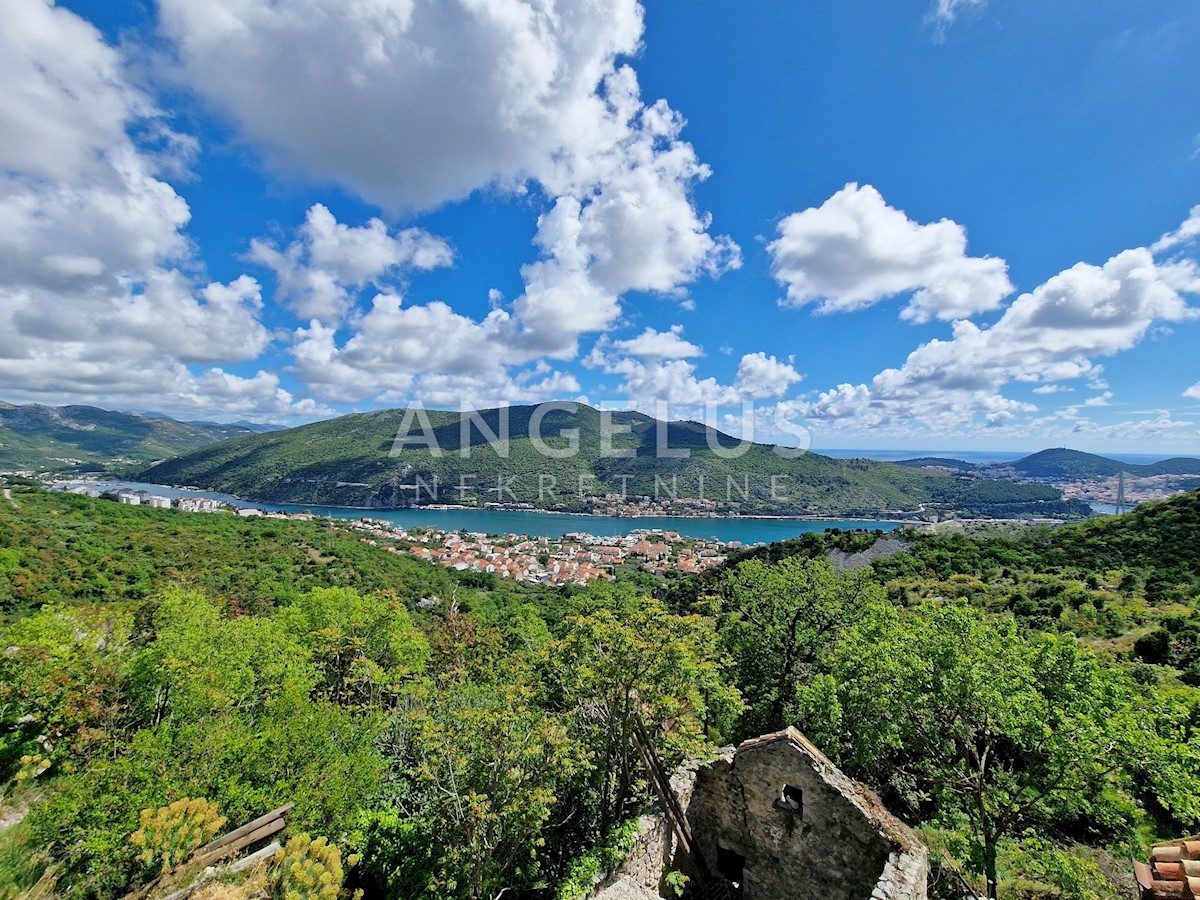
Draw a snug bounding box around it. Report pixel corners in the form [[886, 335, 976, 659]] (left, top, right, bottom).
[[134, 587, 315, 724], [396, 682, 585, 899], [543, 595, 740, 835], [276, 587, 429, 708], [715, 556, 882, 737], [0, 604, 133, 778], [798, 601, 1143, 898]]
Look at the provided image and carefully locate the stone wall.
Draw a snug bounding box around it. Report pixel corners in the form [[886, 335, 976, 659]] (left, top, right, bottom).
[[685, 729, 927, 900], [586, 727, 928, 900], [589, 811, 673, 900], [591, 770, 699, 900]]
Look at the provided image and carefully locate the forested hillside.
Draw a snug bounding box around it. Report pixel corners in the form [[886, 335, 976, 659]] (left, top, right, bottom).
[[140, 403, 1088, 519], [666, 492, 1200, 898], [1006, 447, 1200, 480], [0, 402, 261, 473], [0, 487, 734, 899], [0, 486, 1196, 899]]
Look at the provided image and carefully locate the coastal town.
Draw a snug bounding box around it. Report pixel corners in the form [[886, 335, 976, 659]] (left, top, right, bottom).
[[362, 520, 736, 584], [61, 484, 740, 585], [1053, 472, 1200, 508]]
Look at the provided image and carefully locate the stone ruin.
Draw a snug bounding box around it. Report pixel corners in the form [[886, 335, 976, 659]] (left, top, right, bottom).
[[591, 727, 928, 900]]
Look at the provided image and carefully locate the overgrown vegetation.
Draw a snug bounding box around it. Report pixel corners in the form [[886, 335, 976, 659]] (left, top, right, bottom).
[[675, 493, 1200, 898], [0, 485, 1197, 899], [0, 487, 735, 898]]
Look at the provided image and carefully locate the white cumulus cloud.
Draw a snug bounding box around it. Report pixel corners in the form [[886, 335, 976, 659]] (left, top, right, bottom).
[[1153, 204, 1200, 255], [733, 352, 804, 399], [0, 0, 314, 421], [586, 336, 803, 424], [160, 0, 738, 369], [795, 239, 1199, 434], [768, 183, 1013, 323], [612, 326, 703, 360], [157, 0, 646, 212], [250, 204, 453, 320]]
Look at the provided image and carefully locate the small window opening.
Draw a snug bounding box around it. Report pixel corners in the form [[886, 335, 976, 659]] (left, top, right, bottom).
[[716, 846, 745, 886], [775, 784, 803, 814]]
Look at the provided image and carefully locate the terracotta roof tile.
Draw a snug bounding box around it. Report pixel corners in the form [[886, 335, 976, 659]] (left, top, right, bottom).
[[1153, 862, 1183, 881]]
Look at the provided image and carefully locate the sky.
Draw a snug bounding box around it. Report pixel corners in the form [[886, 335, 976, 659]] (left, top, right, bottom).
[[3, 0, 1200, 453]]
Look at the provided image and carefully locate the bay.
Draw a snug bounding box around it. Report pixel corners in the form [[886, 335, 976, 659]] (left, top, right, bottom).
[[59, 480, 904, 545]]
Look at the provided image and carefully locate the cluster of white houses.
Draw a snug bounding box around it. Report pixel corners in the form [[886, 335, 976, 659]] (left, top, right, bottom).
[[65, 485, 263, 515]]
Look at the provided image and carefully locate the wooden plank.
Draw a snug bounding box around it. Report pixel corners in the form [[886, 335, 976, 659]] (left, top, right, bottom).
[[158, 881, 203, 900], [25, 865, 60, 900], [631, 717, 711, 884], [227, 841, 282, 874], [193, 802, 293, 858], [156, 843, 284, 900], [191, 818, 286, 869]]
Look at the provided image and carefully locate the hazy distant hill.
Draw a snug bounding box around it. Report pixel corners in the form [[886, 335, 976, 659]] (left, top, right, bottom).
[[1007, 447, 1200, 480], [140, 404, 1089, 519], [894, 456, 979, 472], [0, 402, 263, 473], [137, 412, 285, 434], [1146, 457, 1200, 476]]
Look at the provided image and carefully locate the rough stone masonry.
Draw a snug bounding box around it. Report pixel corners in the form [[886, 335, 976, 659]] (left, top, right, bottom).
[[590, 727, 928, 900]]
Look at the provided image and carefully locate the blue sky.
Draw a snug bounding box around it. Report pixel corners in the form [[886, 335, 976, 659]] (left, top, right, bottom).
[[3, 0, 1200, 453]]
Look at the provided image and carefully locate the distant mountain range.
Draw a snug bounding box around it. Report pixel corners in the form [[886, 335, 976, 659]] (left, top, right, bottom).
[[896, 447, 1200, 480], [133, 411, 284, 434], [139, 403, 1089, 519], [0, 402, 274, 473]]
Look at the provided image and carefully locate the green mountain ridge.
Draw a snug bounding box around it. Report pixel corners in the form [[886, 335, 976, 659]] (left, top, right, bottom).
[[140, 403, 1089, 519], [0, 402, 262, 473], [894, 447, 1200, 480], [1006, 447, 1200, 479]]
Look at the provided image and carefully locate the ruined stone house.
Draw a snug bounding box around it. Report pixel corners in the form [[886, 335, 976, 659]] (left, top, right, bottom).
[[591, 727, 928, 900]]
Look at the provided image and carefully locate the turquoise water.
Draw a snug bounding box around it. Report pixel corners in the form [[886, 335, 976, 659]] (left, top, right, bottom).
[[62, 480, 904, 544], [270, 505, 904, 544]]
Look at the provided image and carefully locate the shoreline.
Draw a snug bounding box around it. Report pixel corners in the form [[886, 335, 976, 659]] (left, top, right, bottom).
[[61, 478, 919, 524], [52, 477, 1093, 529]]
